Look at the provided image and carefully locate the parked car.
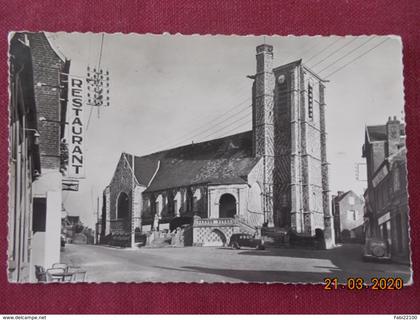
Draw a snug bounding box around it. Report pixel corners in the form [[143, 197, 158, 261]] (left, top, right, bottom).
[[229, 233, 265, 250], [362, 238, 391, 262]]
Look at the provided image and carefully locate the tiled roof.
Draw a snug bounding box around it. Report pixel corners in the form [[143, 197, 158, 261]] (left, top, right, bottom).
[[126, 131, 259, 192]]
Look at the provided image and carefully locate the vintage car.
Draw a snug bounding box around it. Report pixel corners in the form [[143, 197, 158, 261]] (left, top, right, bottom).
[[229, 233, 265, 250], [362, 238, 391, 262]]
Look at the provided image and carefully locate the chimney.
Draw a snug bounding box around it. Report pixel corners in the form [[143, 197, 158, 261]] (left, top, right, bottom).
[[253, 44, 275, 227], [386, 115, 400, 156], [253, 44, 274, 157]]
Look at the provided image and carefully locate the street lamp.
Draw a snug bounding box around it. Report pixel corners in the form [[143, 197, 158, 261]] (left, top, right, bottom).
[[39, 116, 68, 125], [24, 128, 40, 145]]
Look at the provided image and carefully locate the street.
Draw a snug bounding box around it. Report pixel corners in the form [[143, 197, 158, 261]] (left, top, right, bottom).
[[61, 243, 411, 284]]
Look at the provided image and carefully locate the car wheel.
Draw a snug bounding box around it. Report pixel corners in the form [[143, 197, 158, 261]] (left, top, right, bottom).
[[372, 246, 386, 257], [232, 242, 240, 250]]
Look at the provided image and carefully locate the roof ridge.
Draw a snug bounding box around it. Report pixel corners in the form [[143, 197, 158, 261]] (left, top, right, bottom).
[[133, 130, 252, 160]]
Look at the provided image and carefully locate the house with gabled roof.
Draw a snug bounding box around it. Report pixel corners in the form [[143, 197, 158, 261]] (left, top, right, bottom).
[[363, 117, 409, 263]]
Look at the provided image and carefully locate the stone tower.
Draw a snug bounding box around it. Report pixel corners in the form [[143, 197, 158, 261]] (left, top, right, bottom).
[[252, 44, 334, 247], [253, 44, 275, 227]]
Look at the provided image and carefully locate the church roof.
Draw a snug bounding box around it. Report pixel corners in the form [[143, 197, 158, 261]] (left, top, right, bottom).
[[125, 131, 259, 192]]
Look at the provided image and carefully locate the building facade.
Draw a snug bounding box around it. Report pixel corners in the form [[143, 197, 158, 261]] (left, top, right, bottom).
[[101, 44, 334, 248], [362, 117, 410, 263], [8, 34, 39, 282], [332, 190, 364, 243], [8, 32, 69, 282]]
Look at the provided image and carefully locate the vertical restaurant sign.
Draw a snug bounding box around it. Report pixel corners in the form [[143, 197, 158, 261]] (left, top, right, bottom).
[[68, 76, 85, 179]]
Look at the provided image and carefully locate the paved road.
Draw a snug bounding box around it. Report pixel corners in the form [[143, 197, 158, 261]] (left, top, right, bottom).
[[61, 243, 411, 284]]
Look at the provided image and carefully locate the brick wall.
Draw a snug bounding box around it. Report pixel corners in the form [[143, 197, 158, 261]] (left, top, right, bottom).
[[27, 33, 65, 171]]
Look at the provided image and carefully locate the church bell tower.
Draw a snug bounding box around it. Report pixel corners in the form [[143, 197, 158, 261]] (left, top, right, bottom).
[[252, 44, 334, 248]]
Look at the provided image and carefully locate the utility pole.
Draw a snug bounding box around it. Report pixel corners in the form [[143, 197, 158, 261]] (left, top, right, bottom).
[[131, 153, 135, 248]]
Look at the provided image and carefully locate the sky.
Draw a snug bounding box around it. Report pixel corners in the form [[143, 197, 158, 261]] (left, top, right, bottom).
[[46, 33, 404, 228]]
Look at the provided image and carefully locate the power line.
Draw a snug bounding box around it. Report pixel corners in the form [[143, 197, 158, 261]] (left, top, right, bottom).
[[160, 104, 252, 150], [154, 97, 251, 150], [324, 38, 390, 78], [97, 33, 105, 70], [304, 38, 342, 64], [308, 37, 358, 69], [199, 114, 252, 142], [316, 37, 376, 74], [191, 109, 252, 143], [299, 41, 326, 60], [178, 103, 251, 143]]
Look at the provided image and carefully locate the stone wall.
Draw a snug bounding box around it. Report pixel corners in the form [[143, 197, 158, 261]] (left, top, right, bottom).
[[142, 185, 208, 228], [270, 62, 331, 240], [108, 153, 136, 232]]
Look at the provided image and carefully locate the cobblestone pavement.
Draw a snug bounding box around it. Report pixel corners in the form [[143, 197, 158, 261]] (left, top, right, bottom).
[[61, 243, 411, 284]]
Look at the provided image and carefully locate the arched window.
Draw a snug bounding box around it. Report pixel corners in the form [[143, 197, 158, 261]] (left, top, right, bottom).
[[117, 192, 130, 219]]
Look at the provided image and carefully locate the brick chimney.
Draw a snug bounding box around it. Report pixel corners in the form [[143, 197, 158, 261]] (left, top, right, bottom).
[[386, 116, 400, 156]]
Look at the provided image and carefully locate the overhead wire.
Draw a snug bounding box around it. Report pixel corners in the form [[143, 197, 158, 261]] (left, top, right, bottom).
[[140, 36, 389, 155], [324, 38, 390, 78], [304, 38, 342, 64], [189, 107, 252, 143], [200, 113, 252, 142], [316, 37, 376, 74], [169, 37, 386, 148], [308, 37, 358, 69], [157, 103, 252, 151], [153, 96, 251, 150]]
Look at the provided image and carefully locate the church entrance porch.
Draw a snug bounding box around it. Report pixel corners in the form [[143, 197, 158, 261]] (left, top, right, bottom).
[[219, 194, 237, 218]]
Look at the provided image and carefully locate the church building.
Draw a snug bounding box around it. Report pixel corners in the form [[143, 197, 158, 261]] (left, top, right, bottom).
[[101, 44, 334, 248]]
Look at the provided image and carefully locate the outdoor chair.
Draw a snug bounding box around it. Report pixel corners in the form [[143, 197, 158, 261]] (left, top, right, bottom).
[[46, 267, 66, 282], [67, 266, 81, 273], [70, 270, 87, 283], [35, 265, 47, 282], [52, 263, 68, 271]]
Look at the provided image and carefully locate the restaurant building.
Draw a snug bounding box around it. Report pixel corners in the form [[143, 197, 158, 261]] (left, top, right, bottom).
[[8, 32, 70, 282]]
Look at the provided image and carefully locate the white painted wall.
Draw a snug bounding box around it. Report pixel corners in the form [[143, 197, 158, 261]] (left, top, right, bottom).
[[31, 169, 62, 276], [44, 190, 61, 268]]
